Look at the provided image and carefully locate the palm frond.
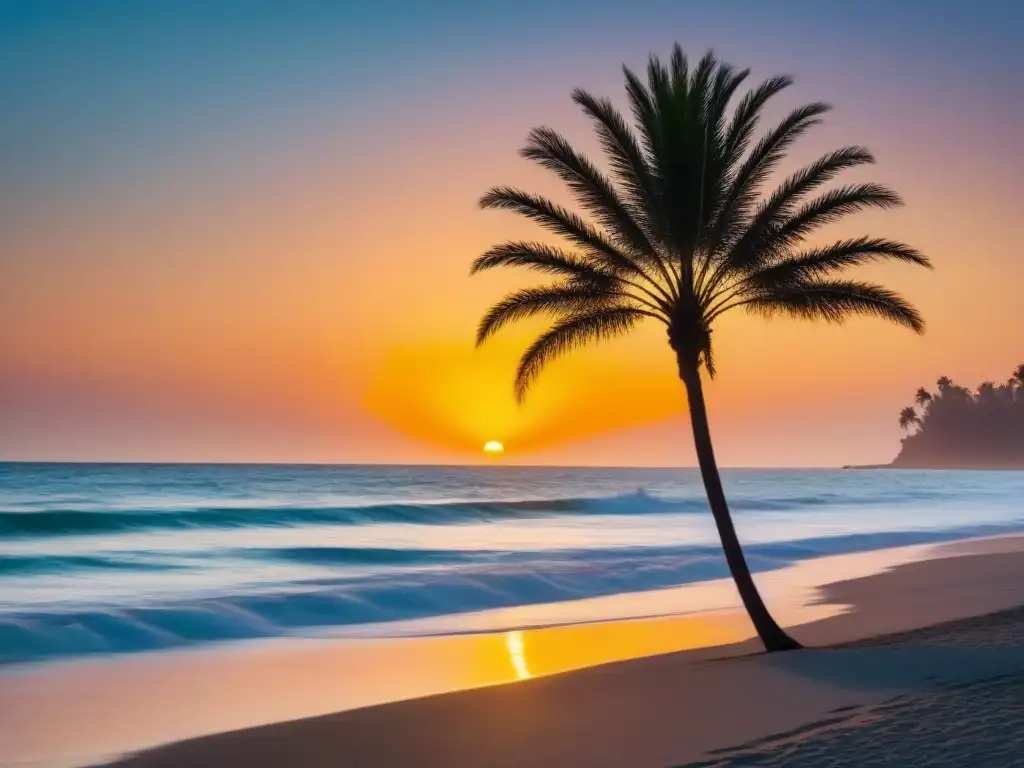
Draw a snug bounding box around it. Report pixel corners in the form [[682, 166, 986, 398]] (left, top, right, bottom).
[[669, 44, 690, 93], [746, 279, 925, 333], [709, 102, 831, 257], [747, 237, 932, 287], [734, 102, 833, 196], [765, 147, 876, 210], [745, 147, 876, 243], [622, 64, 660, 165], [688, 50, 716, 110], [514, 306, 644, 401], [706, 64, 751, 159], [721, 75, 793, 169], [476, 284, 618, 347], [479, 187, 660, 287], [472, 241, 670, 319], [520, 127, 655, 258], [707, 147, 878, 290], [697, 56, 746, 235], [700, 333, 717, 378], [571, 89, 662, 242], [766, 183, 903, 252], [470, 241, 617, 285]]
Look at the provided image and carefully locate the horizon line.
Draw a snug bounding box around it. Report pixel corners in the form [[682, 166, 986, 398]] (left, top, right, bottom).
[[0, 459, 865, 471]]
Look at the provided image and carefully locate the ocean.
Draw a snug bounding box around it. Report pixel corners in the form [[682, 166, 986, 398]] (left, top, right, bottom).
[[2, 462, 1023, 666]]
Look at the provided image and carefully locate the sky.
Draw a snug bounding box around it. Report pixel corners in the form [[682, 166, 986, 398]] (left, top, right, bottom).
[[1, 0, 1022, 467]]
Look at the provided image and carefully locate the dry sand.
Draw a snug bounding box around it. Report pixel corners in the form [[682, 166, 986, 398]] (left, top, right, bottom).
[[101, 536, 1024, 768]]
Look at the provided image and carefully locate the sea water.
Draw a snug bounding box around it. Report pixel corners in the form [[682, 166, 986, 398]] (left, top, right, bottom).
[[1, 462, 1022, 665]]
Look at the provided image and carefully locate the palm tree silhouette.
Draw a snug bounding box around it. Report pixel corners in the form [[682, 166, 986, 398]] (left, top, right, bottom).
[[898, 406, 919, 433], [1010, 365, 1024, 403], [914, 387, 932, 408], [471, 46, 930, 652], [894, 362, 1024, 467]]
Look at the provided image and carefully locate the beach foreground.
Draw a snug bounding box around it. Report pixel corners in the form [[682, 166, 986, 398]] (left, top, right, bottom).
[[2, 536, 1022, 767], [98, 536, 1024, 768]]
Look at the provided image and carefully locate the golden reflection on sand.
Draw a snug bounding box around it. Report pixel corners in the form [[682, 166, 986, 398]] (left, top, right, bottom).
[[505, 630, 530, 679], [517, 611, 754, 680]]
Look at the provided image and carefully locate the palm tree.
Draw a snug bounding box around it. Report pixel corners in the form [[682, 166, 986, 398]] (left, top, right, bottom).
[[937, 376, 954, 393], [977, 381, 997, 402], [914, 387, 932, 408], [899, 406, 919, 433], [1010, 365, 1024, 403], [471, 46, 930, 652]]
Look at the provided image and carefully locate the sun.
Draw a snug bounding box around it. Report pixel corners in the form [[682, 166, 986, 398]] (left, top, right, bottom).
[[483, 440, 504, 455]]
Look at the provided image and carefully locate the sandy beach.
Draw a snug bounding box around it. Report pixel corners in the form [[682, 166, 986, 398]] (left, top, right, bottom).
[[0, 534, 1019, 768], [101, 537, 1024, 768]]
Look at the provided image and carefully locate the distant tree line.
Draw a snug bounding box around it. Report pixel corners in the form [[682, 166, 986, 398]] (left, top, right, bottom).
[[893, 363, 1024, 468]]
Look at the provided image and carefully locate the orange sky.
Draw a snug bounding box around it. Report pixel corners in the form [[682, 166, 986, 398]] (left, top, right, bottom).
[[1, 2, 1022, 466]]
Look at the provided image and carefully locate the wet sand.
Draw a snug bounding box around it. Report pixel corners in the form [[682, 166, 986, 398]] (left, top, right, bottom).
[[95, 536, 1024, 768]]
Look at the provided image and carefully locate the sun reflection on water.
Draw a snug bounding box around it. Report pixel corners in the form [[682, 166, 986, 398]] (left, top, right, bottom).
[[505, 630, 530, 680]]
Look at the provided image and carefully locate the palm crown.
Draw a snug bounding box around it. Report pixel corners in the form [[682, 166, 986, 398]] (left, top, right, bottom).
[[898, 406, 919, 432], [914, 387, 932, 407], [473, 46, 930, 399]]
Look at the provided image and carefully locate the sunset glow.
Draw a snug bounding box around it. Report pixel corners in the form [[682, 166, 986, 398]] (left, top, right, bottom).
[[1, 2, 1020, 467], [483, 440, 504, 455]]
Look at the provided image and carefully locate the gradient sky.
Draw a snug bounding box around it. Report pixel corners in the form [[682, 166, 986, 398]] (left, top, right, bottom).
[[2, 0, 1022, 466]]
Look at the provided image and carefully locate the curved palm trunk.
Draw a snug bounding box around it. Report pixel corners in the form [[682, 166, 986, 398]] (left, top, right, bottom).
[[680, 363, 803, 652]]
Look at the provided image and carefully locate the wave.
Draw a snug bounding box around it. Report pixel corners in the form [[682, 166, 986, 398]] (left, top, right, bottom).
[[251, 546, 487, 567], [0, 488, 949, 539], [0, 553, 185, 576], [2, 522, 1018, 665]]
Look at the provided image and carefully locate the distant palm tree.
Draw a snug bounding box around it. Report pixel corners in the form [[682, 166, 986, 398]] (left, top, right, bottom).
[[937, 376, 954, 393], [472, 46, 929, 652], [899, 406, 919, 433], [1011, 365, 1024, 402], [914, 387, 932, 408], [977, 381, 997, 401], [952, 384, 974, 401]]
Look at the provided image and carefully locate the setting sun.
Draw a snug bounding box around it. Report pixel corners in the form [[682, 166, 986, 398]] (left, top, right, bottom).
[[483, 440, 504, 455]]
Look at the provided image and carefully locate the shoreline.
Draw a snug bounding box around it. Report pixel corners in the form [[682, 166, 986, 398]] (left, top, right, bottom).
[[102, 536, 1024, 768], [843, 463, 1024, 470], [0, 533, 1021, 767]]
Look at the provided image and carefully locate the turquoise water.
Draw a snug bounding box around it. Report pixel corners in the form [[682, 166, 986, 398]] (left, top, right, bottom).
[[1, 463, 1022, 665]]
